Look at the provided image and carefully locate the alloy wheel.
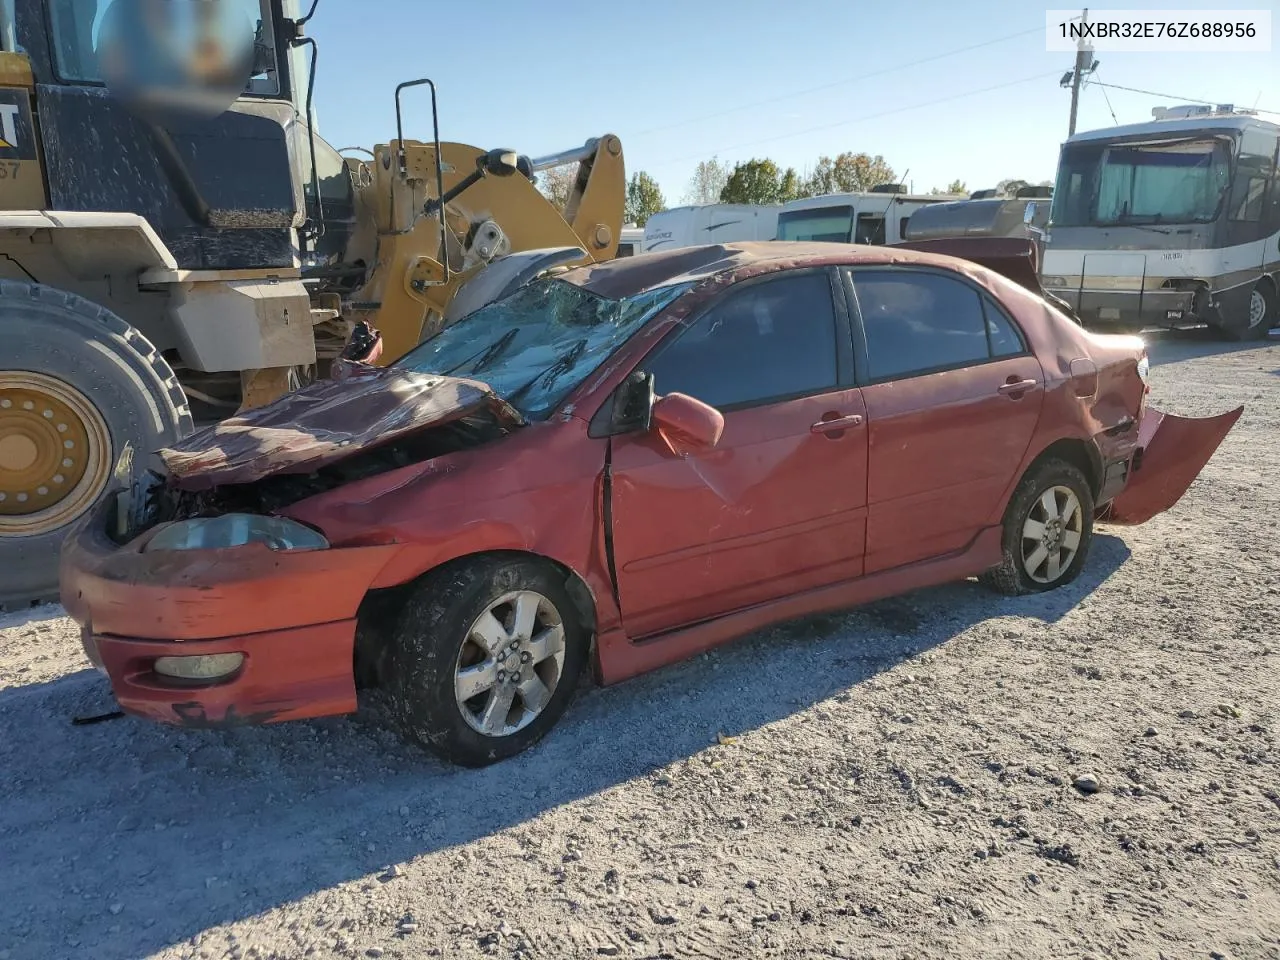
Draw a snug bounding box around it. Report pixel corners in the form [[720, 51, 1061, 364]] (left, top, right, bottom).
[[454, 590, 567, 737], [1020, 485, 1084, 585]]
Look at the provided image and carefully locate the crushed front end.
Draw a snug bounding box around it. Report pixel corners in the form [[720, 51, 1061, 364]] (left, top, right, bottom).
[[59, 367, 521, 729]]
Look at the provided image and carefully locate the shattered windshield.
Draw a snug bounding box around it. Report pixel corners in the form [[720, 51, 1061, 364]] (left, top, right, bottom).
[[398, 278, 689, 420]]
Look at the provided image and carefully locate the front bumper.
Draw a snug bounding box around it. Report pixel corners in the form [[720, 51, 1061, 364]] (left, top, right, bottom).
[[60, 504, 399, 729], [81, 621, 358, 727], [1047, 288, 1195, 328]]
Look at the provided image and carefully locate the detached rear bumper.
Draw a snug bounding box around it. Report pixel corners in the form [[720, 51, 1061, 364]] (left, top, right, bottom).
[[1104, 404, 1244, 525]]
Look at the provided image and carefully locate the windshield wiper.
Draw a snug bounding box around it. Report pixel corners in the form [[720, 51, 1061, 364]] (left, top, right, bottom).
[[503, 338, 589, 408], [442, 327, 520, 376]]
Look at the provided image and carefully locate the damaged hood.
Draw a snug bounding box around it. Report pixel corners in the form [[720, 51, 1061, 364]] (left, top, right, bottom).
[[158, 367, 524, 491]]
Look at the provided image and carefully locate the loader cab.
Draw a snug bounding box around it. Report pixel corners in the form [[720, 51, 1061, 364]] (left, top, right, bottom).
[[0, 0, 352, 271]]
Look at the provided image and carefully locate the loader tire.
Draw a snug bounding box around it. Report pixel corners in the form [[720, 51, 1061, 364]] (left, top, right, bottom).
[[0, 281, 192, 611]]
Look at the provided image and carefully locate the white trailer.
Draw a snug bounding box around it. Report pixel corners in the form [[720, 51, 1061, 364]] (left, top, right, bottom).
[[642, 204, 780, 252]]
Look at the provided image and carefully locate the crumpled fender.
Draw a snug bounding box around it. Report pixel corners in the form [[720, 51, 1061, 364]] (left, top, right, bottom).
[[1103, 403, 1243, 525]]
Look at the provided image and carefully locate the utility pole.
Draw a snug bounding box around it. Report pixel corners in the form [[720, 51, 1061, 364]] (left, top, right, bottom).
[[1067, 8, 1092, 136]]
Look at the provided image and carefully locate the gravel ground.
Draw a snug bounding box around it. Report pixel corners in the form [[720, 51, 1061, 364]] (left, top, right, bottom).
[[1, 331, 1277, 960]]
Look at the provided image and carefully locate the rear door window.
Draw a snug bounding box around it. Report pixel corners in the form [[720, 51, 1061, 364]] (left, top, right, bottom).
[[850, 269, 1022, 381]]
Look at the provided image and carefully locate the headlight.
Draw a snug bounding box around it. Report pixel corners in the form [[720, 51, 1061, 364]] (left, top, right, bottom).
[[1136, 355, 1150, 385], [144, 514, 329, 552], [1042, 276, 1069, 288]]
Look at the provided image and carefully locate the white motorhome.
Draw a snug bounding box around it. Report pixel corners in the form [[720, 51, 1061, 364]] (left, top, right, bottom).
[[775, 186, 955, 245], [642, 204, 780, 252], [1042, 105, 1280, 340]]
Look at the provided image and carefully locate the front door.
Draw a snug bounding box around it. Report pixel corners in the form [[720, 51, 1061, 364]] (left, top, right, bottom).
[[844, 267, 1045, 574], [608, 269, 869, 639]]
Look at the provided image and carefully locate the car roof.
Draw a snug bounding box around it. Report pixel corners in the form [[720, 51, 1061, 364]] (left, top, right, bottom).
[[557, 241, 970, 300]]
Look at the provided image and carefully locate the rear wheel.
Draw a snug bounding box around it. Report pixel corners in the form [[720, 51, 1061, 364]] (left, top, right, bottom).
[[383, 555, 588, 767], [0, 282, 191, 610], [980, 459, 1095, 596]]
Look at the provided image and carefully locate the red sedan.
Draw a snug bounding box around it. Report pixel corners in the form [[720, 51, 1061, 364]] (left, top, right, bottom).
[[61, 240, 1241, 767]]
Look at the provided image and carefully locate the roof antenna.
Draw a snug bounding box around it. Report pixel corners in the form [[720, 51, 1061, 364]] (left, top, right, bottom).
[[881, 168, 909, 219]]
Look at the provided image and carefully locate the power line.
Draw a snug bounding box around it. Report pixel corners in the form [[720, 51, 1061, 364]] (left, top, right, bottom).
[[1086, 80, 1279, 116], [631, 23, 1055, 140], [649, 71, 1062, 171]]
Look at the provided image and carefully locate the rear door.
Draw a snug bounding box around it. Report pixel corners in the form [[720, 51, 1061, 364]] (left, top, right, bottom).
[[608, 268, 868, 639], [844, 267, 1045, 574]]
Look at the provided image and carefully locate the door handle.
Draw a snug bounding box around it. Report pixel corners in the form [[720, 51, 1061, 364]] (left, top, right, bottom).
[[998, 378, 1038, 396], [811, 413, 864, 434]]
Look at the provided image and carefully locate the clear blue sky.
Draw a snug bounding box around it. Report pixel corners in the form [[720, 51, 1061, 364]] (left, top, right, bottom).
[[305, 0, 1280, 203]]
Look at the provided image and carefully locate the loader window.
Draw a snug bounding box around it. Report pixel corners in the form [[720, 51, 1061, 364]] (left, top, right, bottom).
[[0, 0, 15, 52], [48, 0, 281, 96]]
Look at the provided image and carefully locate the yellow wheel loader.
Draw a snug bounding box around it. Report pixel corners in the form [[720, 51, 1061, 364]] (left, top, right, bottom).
[[0, 0, 625, 609]]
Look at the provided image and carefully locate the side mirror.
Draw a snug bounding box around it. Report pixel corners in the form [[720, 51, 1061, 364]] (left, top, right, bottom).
[[610, 370, 655, 433], [651, 392, 724, 454], [1023, 201, 1037, 225]]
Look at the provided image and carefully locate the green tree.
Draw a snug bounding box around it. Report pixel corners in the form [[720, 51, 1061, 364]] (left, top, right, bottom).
[[719, 158, 802, 204], [778, 167, 804, 203], [683, 157, 731, 205], [625, 171, 666, 227], [929, 179, 968, 195], [803, 152, 896, 196], [996, 178, 1032, 198]]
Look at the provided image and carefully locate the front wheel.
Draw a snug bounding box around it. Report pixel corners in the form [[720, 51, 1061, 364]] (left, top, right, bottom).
[[383, 555, 588, 767], [1212, 281, 1275, 342], [980, 459, 1095, 596]]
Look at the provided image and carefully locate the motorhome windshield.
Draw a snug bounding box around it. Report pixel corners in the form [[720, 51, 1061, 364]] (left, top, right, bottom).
[[1052, 137, 1232, 227], [776, 206, 853, 242]]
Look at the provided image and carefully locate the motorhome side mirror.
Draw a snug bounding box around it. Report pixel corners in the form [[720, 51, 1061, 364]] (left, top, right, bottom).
[[1023, 202, 1037, 225], [651, 392, 724, 454]]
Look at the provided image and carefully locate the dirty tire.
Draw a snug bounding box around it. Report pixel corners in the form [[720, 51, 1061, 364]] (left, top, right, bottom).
[[383, 555, 588, 768], [980, 459, 1095, 597], [1213, 281, 1276, 342], [0, 281, 191, 611]]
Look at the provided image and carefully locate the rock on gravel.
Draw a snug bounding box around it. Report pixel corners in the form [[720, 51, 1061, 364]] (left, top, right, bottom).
[[1073, 774, 1102, 794], [0, 332, 1278, 960]]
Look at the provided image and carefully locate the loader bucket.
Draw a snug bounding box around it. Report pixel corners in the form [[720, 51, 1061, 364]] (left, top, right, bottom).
[[1103, 404, 1244, 525]]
